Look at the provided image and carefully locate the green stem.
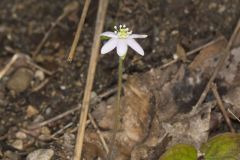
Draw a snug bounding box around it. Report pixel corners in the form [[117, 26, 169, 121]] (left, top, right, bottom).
[[108, 57, 124, 160]]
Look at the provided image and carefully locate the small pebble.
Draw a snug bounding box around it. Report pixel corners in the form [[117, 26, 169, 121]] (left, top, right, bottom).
[[11, 139, 23, 150], [4, 150, 20, 160], [26, 149, 54, 160], [16, 131, 27, 139], [34, 70, 45, 81], [7, 68, 33, 93], [26, 105, 39, 118], [60, 85, 66, 90]]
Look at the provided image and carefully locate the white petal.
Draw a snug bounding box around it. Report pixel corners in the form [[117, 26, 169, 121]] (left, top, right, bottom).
[[129, 34, 148, 39], [117, 39, 128, 56], [100, 31, 117, 38], [127, 38, 144, 56], [101, 38, 117, 54]]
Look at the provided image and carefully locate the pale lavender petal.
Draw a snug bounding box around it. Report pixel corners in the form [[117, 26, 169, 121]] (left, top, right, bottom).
[[129, 34, 148, 39], [127, 38, 144, 56], [101, 38, 117, 54], [100, 31, 117, 38], [117, 39, 128, 56]]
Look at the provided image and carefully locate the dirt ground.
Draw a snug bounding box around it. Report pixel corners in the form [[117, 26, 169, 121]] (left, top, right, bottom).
[[0, 0, 240, 160]]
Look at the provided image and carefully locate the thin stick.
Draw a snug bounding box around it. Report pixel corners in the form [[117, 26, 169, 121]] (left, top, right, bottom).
[[32, 78, 49, 92], [227, 108, 240, 123], [28, 104, 81, 129], [51, 122, 73, 138], [26, 57, 53, 75], [159, 36, 225, 69], [0, 54, 19, 80], [2, 46, 53, 75], [67, 0, 91, 61], [28, 86, 116, 130], [88, 113, 109, 153], [211, 83, 235, 133], [73, 0, 109, 159], [194, 20, 240, 110], [33, 1, 79, 56], [108, 57, 123, 160], [33, 14, 65, 55]]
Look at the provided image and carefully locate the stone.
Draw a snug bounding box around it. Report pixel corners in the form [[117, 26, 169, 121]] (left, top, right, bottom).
[[26, 149, 54, 160], [7, 68, 33, 93], [26, 105, 39, 118], [15, 131, 27, 139], [11, 139, 23, 150], [34, 70, 45, 81], [4, 150, 20, 160]]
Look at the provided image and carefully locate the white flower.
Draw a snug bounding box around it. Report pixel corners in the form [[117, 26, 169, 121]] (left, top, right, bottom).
[[100, 25, 147, 57]]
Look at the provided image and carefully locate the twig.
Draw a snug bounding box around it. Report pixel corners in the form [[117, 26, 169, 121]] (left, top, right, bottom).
[[28, 86, 116, 130], [227, 108, 240, 123], [28, 104, 81, 129], [211, 83, 235, 133], [51, 122, 74, 138], [33, 1, 80, 56], [1, 46, 53, 77], [32, 78, 49, 92], [26, 59, 53, 76], [73, 0, 109, 159], [159, 36, 225, 69], [88, 113, 109, 153], [67, 0, 91, 61], [0, 54, 19, 80], [70, 120, 91, 133], [194, 20, 240, 111]]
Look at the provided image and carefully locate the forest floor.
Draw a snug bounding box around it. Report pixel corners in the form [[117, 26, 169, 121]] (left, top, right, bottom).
[[0, 0, 240, 159]]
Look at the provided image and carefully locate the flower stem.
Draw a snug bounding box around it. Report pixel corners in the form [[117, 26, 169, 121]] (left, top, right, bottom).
[[108, 56, 124, 160]]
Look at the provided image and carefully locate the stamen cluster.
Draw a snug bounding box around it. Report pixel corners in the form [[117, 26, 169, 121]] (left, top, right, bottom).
[[114, 25, 132, 39]]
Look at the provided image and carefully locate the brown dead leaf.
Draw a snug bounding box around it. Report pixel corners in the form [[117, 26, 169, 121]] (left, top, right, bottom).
[[189, 37, 227, 77], [176, 44, 188, 62]]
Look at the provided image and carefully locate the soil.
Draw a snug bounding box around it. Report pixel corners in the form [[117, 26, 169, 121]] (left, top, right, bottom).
[[0, 0, 240, 159]]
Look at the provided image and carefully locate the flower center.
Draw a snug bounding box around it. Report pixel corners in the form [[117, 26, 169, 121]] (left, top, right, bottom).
[[114, 25, 132, 39]]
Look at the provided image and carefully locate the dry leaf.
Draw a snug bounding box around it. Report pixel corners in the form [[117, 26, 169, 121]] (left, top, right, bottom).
[[176, 44, 188, 62]]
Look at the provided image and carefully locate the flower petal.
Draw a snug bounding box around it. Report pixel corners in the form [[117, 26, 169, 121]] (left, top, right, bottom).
[[117, 39, 128, 56], [101, 38, 117, 54], [127, 38, 144, 56], [129, 34, 148, 39], [100, 31, 117, 38]]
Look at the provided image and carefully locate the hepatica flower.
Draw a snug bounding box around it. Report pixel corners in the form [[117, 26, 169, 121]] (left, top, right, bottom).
[[101, 25, 147, 57]]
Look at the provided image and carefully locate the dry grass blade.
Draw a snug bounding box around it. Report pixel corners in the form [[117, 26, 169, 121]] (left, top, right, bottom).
[[73, 0, 109, 160], [67, 0, 91, 61]]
